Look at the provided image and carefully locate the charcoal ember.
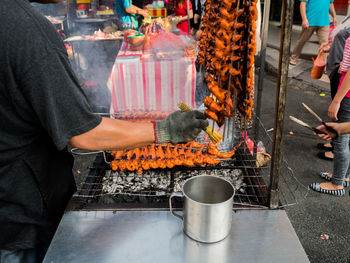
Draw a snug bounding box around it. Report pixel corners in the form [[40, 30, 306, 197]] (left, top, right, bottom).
[[173, 169, 245, 193], [102, 170, 171, 195]]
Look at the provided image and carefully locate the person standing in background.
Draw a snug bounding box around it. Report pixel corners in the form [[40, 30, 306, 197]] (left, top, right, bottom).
[[317, 18, 350, 161], [289, 0, 337, 65], [190, 0, 201, 35], [173, 0, 193, 35], [115, 0, 150, 30], [309, 36, 350, 195]]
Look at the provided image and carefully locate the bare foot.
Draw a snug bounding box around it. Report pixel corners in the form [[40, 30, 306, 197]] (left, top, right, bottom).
[[325, 151, 334, 159], [324, 143, 332, 148], [322, 173, 350, 182], [320, 182, 344, 190]]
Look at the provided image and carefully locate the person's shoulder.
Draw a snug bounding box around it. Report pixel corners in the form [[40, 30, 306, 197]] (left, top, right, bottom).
[[1, 0, 61, 47]]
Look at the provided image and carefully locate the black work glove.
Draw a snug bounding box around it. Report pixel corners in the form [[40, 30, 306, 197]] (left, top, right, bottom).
[[155, 111, 209, 144]]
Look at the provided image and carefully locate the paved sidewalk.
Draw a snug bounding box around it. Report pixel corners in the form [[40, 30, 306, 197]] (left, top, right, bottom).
[[265, 22, 331, 93]]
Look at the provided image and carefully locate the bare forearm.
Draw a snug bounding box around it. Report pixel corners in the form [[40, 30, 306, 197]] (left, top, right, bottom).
[[69, 117, 155, 151], [300, 2, 307, 21], [338, 122, 350, 134], [329, 3, 336, 18], [125, 5, 142, 14], [333, 71, 350, 103]]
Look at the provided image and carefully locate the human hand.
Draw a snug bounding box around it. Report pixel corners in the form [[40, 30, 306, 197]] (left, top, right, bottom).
[[154, 111, 209, 144], [302, 19, 309, 29], [195, 29, 202, 40], [333, 18, 338, 26], [338, 62, 343, 73], [194, 14, 200, 24], [319, 42, 330, 53], [314, 123, 340, 140], [140, 9, 150, 17], [328, 101, 340, 121]]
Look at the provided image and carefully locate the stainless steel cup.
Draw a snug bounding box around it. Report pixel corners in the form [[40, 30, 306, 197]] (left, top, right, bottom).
[[169, 175, 235, 243]]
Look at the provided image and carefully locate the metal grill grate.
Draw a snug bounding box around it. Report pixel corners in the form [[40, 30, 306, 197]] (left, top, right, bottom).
[[70, 145, 269, 210], [68, 112, 310, 211]]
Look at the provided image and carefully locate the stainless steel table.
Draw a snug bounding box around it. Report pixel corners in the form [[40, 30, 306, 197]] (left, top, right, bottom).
[[44, 210, 309, 263]]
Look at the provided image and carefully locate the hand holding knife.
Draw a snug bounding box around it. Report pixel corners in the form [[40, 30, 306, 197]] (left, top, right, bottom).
[[289, 103, 339, 139], [302, 103, 339, 138], [289, 116, 328, 135]]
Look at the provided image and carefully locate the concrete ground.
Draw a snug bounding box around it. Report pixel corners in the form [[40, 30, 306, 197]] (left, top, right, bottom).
[[259, 74, 350, 263], [260, 21, 350, 263]]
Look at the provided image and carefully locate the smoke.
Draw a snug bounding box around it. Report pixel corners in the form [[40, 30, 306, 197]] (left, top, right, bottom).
[[72, 28, 118, 114], [32, 2, 115, 114]]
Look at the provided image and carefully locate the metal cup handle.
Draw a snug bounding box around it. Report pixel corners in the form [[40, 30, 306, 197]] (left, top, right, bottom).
[[169, 191, 184, 220]]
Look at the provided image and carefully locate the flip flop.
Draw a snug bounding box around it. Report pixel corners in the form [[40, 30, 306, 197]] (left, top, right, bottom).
[[309, 182, 345, 196], [317, 143, 334, 151], [319, 172, 350, 187], [317, 152, 333, 161]]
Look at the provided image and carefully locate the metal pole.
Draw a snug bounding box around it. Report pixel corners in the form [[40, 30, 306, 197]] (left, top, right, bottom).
[[268, 0, 294, 209], [187, 0, 190, 36], [254, 0, 271, 140]]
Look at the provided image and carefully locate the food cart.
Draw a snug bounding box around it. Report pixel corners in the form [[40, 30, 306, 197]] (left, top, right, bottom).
[[43, 0, 310, 260]]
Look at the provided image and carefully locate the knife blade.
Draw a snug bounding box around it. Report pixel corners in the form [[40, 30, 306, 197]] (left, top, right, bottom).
[[289, 116, 327, 135], [302, 103, 322, 122]]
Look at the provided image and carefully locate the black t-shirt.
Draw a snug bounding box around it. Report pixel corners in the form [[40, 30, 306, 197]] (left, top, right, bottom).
[[0, 0, 102, 250]]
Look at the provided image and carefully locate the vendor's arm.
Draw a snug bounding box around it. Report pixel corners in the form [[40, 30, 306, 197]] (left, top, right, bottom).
[[69, 111, 209, 151], [329, 2, 337, 26], [300, 1, 308, 29], [328, 70, 350, 120], [125, 4, 150, 17], [69, 118, 154, 151]]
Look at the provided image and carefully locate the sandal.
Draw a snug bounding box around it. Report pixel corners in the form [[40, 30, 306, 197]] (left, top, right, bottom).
[[317, 143, 334, 151], [319, 172, 350, 187], [317, 152, 333, 161], [309, 182, 345, 196]]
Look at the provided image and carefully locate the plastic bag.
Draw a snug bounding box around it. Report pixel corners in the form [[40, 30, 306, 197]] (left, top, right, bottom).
[[311, 52, 326, 79]]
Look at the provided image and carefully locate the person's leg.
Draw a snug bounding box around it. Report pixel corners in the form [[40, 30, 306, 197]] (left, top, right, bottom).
[[290, 27, 316, 63], [316, 25, 330, 45], [332, 98, 350, 186]]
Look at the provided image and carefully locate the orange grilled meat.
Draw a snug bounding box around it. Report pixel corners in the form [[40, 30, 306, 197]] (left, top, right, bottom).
[[222, 0, 233, 10], [232, 34, 243, 42], [214, 38, 226, 50], [110, 160, 119, 171], [203, 96, 225, 113], [229, 67, 242, 78], [249, 5, 258, 20], [148, 144, 156, 159], [194, 144, 205, 165], [230, 55, 241, 62], [220, 8, 234, 20], [111, 150, 126, 159], [204, 109, 219, 122], [156, 144, 165, 159], [202, 153, 221, 165], [125, 159, 138, 171], [183, 143, 195, 166], [118, 159, 127, 172], [219, 19, 233, 31], [207, 142, 242, 158], [234, 22, 245, 29], [207, 83, 227, 103]]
